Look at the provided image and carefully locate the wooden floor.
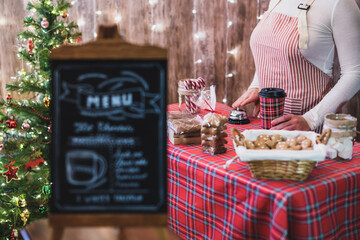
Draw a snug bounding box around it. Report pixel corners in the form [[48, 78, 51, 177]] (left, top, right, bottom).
[[26, 219, 182, 240]]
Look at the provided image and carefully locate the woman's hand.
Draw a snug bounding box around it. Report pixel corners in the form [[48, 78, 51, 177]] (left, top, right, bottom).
[[232, 88, 260, 117], [270, 114, 311, 131]]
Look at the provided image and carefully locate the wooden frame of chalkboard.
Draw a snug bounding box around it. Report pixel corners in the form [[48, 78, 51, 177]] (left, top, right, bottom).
[[49, 26, 167, 239]]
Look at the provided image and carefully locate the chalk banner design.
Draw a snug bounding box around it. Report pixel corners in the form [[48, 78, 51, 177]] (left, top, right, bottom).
[[60, 71, 161, 120]]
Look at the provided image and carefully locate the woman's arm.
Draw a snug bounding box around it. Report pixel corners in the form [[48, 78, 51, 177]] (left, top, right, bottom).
[[272, 0, 360, 131], [303, 0, 360, 130]]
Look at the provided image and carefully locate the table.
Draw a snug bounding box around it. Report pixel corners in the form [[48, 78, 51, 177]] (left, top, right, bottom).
[[167, 103, 360, 240]]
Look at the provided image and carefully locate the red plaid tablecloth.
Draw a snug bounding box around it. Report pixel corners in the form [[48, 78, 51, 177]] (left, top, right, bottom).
[[167, 103, 360, 240]]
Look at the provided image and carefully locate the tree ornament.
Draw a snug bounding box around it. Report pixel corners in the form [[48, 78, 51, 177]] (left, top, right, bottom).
[[9, 229, 18, 239], [74, 35, 82, 43], [39, 205, 46, 213], [0, 142, 4, 152], [6, 116, 18, 129], [6, 93, 12, 102], [41, 18, 49, 28], [42, 185, 51, 195], [48, 122, 52, 133], [21, 120, 31, 131], [2, 161, 19, 183], [44, 96, 50, 107], [18, 198, 27, 208], [19, 68, 26, 76], [62, 12, 68, 18], [20, 209, 30, 226], [24, 154, 45, 171], [27, 39, 34, 55], [64, 38, 69, 45]]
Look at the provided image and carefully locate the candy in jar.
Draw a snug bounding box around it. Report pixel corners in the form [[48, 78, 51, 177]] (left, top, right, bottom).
[[323, 113, 357, 160], [177, 78, 206, 114]]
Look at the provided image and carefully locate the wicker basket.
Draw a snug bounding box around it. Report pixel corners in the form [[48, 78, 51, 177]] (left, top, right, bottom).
[[231, 128, 330, 181]]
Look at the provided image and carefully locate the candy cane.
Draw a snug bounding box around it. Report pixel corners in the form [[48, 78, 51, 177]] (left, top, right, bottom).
[[183, 78, 207, 114], [184, 79, 194, 113], [197, 77, 206, 88], [184, 79, 198, 113]]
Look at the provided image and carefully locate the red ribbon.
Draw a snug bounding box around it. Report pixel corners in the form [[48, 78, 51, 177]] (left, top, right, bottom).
[[4, 160, 15, 168]]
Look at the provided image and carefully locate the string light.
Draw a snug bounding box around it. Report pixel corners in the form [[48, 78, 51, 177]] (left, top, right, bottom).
[[149, 0, 158, 6], [223, 0, 238, 104], [77, 18, 85, 27], [193, 0, 199, 78], [226, 73, 234, 78], [257, 14, 264, 20], [115, 15, 122, 23], [149, 0, 155, 44], [195, 59, 202, 64], [227, 48, 238, 55], [93, 0, 97, 39], [0, 18, 6, 26], [95, 10, 102, 15], [194, 31, 205, 39], [114, 0, 122, 35]]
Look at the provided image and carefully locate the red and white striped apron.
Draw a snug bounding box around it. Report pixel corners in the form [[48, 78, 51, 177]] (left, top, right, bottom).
[[250, 6, 333, 117]]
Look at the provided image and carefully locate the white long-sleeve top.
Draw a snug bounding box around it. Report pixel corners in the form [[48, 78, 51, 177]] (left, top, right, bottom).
[[248, 0, 360, 130]]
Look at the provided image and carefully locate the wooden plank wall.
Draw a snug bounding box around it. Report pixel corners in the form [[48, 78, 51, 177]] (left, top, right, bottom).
[[0, 0, 359, 137], [0, 0, 266, 106]]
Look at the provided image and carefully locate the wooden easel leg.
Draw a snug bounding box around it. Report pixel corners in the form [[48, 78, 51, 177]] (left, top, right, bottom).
[[52, 227, 64, 240], [118, 227, 127, 240], [155, 227, 167, 240]]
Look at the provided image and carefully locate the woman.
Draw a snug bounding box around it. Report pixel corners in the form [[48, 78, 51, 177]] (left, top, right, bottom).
[[232, 0, 360, 131]]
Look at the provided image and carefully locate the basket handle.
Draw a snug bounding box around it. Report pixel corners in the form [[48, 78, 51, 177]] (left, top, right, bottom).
[[231, 128, 245, 147], [316, 128, 332, 145]]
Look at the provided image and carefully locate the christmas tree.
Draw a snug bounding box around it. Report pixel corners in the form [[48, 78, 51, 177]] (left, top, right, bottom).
[[0, 0, 81, 238]]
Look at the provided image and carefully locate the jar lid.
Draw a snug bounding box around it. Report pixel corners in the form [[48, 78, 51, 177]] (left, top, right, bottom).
[[325, 113, 357, 129], [259, 88, 286, 98]]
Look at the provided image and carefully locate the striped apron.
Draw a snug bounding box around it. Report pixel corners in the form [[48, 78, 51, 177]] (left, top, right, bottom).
[[250, 7, 333, 118]]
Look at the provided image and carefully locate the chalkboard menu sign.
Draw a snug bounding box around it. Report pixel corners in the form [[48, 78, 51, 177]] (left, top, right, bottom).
[[50, 32, 167, 214]]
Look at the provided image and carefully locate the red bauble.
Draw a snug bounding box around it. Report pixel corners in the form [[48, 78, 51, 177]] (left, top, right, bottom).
[[28, 39, 34, 55], [41, 18, 49, 28], [74, 35, 82, 43], [62, 12, 68, 18], [21, 120, 31, 131], [28, 39, 34, 50], [6, 119, 17, 129]]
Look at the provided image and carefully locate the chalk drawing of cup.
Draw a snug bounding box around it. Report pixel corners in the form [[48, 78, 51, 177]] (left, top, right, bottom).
[[66, 150, 107, 189]]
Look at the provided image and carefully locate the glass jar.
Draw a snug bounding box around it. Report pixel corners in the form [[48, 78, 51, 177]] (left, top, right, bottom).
[[177, 79, 203, 114], [323, 113, 357, 160]]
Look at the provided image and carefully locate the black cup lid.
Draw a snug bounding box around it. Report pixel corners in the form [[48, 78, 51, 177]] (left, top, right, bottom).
[[259, 88, 286, 98]]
